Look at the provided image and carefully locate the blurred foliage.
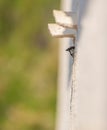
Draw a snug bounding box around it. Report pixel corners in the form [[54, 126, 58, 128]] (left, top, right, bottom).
[[0, 0, 60, 130]]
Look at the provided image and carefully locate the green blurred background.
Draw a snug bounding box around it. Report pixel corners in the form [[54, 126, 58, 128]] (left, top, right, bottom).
[[0, 0, 60, 130]]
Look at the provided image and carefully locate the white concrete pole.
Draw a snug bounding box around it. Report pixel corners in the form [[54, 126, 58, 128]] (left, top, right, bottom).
[[56, 1, 78, 130]]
